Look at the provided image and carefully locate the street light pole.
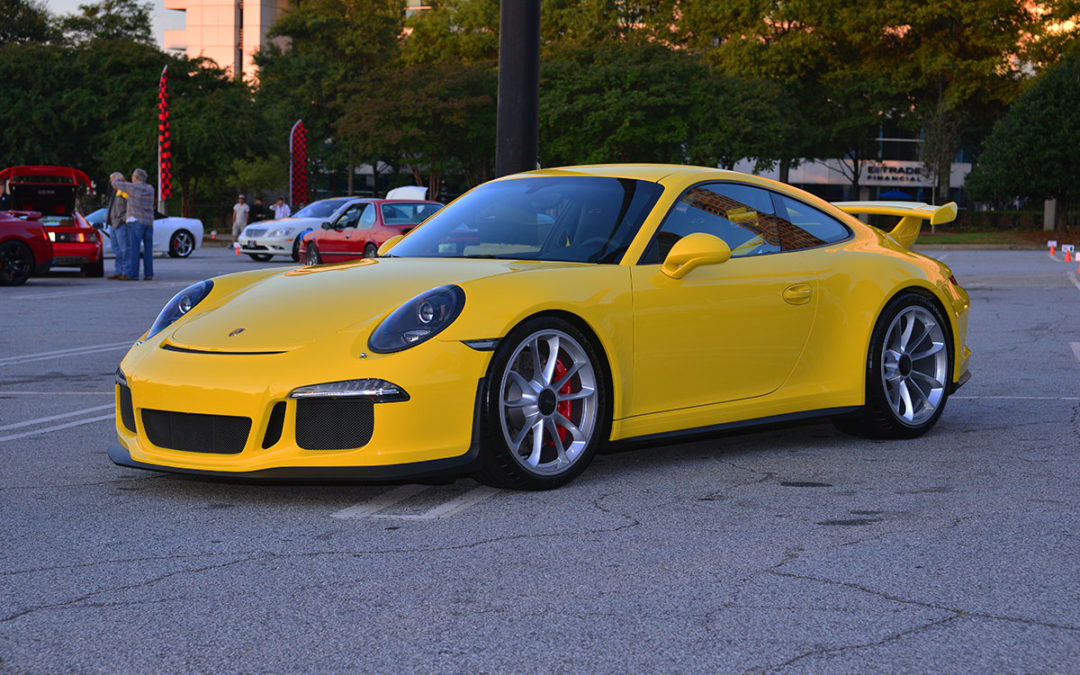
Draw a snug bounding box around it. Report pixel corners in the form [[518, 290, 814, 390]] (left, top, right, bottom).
[[494, 0, 540, 178]]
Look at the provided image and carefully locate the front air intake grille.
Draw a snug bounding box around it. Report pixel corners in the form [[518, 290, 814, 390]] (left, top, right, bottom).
[[118, 384, 136, 432], [262, 402, 286, 449], [141, 409, 251, 454], [295, 398, 373, 450]]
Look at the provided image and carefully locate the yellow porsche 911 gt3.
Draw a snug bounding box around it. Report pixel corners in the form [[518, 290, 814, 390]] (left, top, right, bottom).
[[109, 165, 971, 489]]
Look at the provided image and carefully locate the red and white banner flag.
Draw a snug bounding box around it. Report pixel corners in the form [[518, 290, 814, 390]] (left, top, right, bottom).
[[158, 65, 172, 202], [289, 119, 309, 208]]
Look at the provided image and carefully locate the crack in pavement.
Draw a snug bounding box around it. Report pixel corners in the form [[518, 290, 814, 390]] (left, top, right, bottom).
[[0, 556, 256, 623], [766, 568, 1080, 633], [747, 613, 963, 674]]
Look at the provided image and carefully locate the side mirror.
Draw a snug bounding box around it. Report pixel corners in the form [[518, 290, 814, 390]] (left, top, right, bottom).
[[320, 221, 332, 230], [661, 232, 731, 279], [378, 234, 404, 256]]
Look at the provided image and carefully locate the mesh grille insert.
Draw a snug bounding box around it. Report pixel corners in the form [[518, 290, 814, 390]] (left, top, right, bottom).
[[141, 409, 251, 454], [295, 398, 374, 450]]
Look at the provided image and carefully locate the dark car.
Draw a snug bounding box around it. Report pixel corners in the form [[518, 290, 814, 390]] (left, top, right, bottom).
[[0, 210, 53, 285], [0, 165, 104, 277], [300, 198, 444, 264]]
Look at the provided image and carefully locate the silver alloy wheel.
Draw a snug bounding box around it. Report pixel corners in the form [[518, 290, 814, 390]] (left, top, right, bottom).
[[880, 305, 948, 426], [172, 230, 194, 257], [498, 329, 598, 476]]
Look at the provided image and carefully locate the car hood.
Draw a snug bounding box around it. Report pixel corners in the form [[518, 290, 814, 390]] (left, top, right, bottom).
[[167, 258, 567, 352]]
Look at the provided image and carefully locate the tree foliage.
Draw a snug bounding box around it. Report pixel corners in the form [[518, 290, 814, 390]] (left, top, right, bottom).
[[0, 0, 56, 45], [965, 55, 1080, 230], [59, 0, 155, 45]]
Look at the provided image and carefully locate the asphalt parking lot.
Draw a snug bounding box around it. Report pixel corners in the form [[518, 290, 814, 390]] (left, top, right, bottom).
[[1, 247, 1078, 672]]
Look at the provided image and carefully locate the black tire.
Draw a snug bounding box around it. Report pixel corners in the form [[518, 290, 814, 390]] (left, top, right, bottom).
[[0, 240, 34, 286], [83, 258, 104, 277], [363, 243, 378, 259], [305, 243, 321, 265], [473, 316, 609, 490], [168, 229, 195, 258], [834, 292, 953, 439], [248, 253, 273, 262]]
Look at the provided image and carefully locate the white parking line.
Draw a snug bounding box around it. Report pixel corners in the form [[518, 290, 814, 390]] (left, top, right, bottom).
[[0, 404, 115, 432], [0, 342, 132, 367], [1071, 342, 1080, 365], [331, 485, 429, 519], [370, 486, 501, 521], [0, 391, 114, 395], [331, 484, 501, 521], [12, 283, 185, 301], [1069, 273, 1080, 292], [0, 414, 114, 443]]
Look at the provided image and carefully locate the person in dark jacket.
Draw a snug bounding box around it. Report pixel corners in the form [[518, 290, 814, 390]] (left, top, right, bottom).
[[106, 172, 130, 279]]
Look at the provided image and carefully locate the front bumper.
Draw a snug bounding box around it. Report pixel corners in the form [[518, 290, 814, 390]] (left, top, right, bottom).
[[240, 235, 296, 257], [111, 336, 492, 479]]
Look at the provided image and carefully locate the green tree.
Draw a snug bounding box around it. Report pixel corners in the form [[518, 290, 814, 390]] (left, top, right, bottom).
[[59, 0, 155, 45], [966, 55, 1080, 232], [256, 0, 405, 187], [339, 60, 497, 197], [0, 0, 57, 45]]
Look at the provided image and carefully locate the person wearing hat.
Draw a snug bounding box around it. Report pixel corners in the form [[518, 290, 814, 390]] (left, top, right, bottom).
[[232, 194, 250, 244]]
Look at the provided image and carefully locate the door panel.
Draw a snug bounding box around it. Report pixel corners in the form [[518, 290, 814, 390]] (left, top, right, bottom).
[[631, 254, 818, 415]]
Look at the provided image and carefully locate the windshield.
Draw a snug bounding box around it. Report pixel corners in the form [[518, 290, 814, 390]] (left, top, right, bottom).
[[293, 198, 352, 219], [386, 177, 662, 263]]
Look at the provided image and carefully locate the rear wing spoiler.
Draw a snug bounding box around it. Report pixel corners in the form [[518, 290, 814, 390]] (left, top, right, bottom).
[[831, 201, 958, 248]]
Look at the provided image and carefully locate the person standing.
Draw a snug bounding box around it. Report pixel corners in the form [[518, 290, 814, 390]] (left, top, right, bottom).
[[270, 197, 290, 220], [232, 195, 250, 243], [250, 198, 268, 222], [106, 172, 130, 279], [110, 168, 156, 281]]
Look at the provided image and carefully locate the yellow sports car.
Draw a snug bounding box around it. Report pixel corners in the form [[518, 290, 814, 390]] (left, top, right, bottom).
[[109, 165, 971, 489]]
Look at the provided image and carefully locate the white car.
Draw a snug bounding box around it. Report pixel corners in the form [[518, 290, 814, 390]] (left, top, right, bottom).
[[87, 208, 204, 258], [238, 197, 353, 262]]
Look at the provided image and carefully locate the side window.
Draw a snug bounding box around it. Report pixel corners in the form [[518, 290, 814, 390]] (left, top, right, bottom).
[[640, 183, 781, 264], [336, 204, 364, 229], [775, 195, 850, 245], [358, 204, 377, 229]]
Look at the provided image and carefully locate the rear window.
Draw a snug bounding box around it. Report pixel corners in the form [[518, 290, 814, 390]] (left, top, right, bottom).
[[380, 202, 442, 225]]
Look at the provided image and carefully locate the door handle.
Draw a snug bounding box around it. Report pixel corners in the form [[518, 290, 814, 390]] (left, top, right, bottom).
[[783, 283, 812, 305]]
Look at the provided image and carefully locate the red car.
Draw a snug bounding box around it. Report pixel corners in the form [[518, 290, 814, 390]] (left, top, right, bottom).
[[0, 165, 104, 277], [300, 198, 443, 264], [0, 210, 53, 286]]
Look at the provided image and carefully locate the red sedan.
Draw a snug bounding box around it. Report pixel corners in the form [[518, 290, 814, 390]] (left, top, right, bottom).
[[0, 210, 53, 285], [300, 198, 443, 264], [0, 166, 104, 277]]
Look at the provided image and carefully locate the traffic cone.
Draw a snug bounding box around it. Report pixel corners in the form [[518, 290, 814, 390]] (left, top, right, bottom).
[[234, 242, 240, 255], [1067, 248, 1073, 263], [211, 231, 216, 240], [1050, 243, 1056, 255]]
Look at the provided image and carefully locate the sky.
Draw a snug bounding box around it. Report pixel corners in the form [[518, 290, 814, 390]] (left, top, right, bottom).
[[42, 0, 185, 47]]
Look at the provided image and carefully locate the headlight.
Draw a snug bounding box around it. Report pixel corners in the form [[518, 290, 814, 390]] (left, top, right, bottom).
[[368, 285, 465, 353], [146, 280, 214, 339], [269, 227, 293, 237]]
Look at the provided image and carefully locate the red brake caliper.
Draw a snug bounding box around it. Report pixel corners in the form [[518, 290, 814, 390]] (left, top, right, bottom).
[[553, 359, 572, 443]]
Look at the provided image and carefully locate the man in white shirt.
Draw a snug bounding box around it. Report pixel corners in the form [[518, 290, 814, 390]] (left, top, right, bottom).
[[271, 197, 291, 220], [232, 194, 250, 243]]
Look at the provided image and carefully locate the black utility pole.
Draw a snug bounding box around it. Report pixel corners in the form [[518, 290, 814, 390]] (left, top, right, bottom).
[[494, 0, 540, 177]]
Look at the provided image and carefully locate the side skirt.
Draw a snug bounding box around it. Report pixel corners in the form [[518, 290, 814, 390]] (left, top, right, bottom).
[[607, 406, 861, 450]]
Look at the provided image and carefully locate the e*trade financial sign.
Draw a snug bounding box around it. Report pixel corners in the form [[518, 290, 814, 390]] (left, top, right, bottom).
[[860, 160, 935, 187]]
